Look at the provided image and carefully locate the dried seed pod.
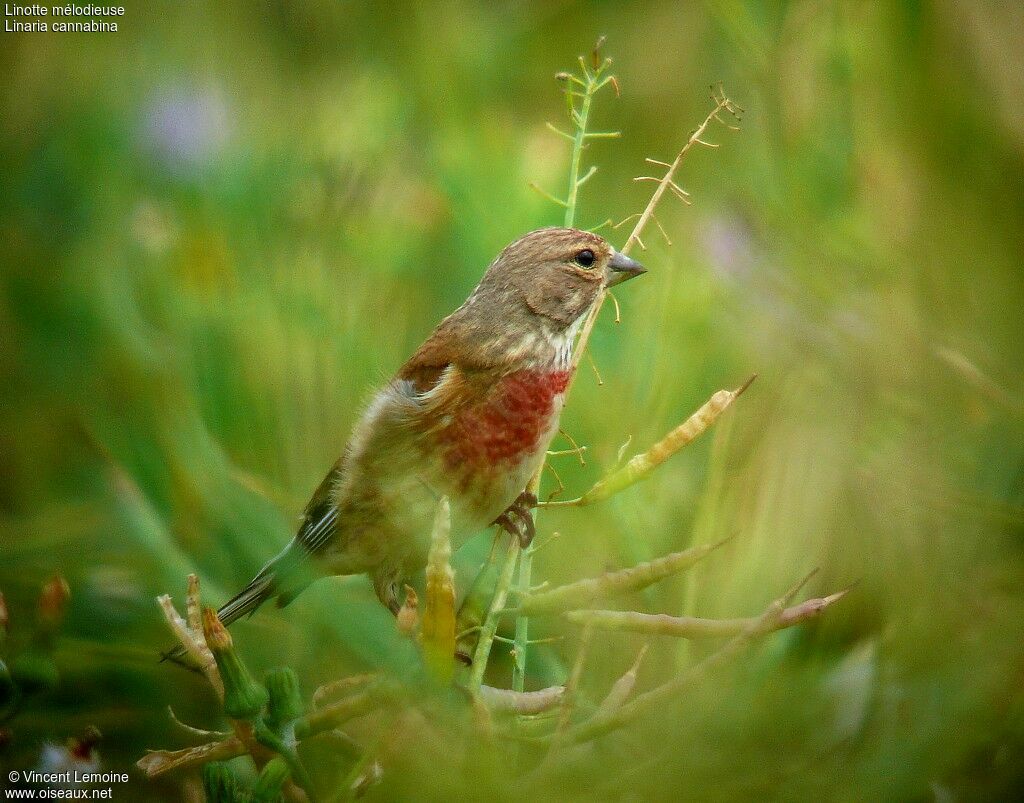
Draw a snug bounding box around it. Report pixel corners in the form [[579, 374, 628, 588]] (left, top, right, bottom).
[[517, 537, 729, 615], [565, 588, 851, 637], [575, 381, 752, 506]]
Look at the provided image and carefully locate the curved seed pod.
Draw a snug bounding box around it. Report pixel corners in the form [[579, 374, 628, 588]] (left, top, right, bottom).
[[596, 645, 648, 716], [479, 684, 565, 714], [566, 571, 821, 744], [295, 679, 396, 740], [311, 673, 378, 709], [252, 757, 290, 803], [421, 497, 456, 682], [517, 537, 729, 615], [565, 588, 851, 637], [573, 380, 753, 506], [136, 738, 246, 778]]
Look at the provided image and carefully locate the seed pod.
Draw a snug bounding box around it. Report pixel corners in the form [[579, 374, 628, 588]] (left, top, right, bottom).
[[202, 607, 267, 720], [421, 498, 456, 682], [479, 684, 565, 715], [596, 646, 648, 716], [575, 381, 751, 506], [265, 667, 304, 728], [564, 588, 852, 637], [517, 537, 729, 615]]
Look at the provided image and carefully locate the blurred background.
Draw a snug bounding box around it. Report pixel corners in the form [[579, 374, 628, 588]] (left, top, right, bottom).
[[2, 1, 1023, 799]]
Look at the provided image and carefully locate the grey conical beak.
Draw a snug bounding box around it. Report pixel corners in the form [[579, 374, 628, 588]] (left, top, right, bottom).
[[605, 250, 647, 287]]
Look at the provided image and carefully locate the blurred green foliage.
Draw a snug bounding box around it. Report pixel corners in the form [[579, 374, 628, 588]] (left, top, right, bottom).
[[2, 1, 1023, 799]]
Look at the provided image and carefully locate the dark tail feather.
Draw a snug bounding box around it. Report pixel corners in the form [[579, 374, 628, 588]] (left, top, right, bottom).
[[217, 572, 277, 626]]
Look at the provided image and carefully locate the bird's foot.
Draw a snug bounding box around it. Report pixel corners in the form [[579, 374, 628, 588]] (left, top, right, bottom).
[[492, 491, 538, 548]]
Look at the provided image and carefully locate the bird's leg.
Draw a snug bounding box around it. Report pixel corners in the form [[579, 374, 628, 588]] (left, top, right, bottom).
[[492, 491, 538, 548]]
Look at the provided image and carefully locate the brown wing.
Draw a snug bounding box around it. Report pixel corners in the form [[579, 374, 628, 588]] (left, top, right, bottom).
[[397, 317, 466, 394]]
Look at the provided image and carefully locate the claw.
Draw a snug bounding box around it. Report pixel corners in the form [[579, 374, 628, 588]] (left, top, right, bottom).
[[492, 491, 538, 548], [517, 513, 536, 548]]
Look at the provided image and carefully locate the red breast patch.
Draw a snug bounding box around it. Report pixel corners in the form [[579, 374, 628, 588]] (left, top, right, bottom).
[[439, 368, 572, 475]]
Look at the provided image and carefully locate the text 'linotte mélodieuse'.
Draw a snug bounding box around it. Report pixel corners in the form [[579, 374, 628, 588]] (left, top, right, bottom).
[[5, 5, 125, 32]]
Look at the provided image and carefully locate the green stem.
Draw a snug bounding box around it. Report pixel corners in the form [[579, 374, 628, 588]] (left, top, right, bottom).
[[511, 474, 542, 693], [470, 57, 612, 695], [563, 79, 597, 228], [512, 64, 604, 691], [467, 539, 520, 692]]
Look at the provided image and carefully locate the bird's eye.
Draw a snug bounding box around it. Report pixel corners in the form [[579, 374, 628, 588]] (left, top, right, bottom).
[[574, 249, 596, 268]]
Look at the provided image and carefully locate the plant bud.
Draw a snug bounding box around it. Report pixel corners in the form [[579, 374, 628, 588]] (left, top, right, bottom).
[[252, 756, 290, 802], [37, 575, 70, 634], [68, 726, 102, 761], [10, 649, 59, 695], [202, 761, 245, 803], [265, 667, 304, 728], [202, 607, 267, 720]]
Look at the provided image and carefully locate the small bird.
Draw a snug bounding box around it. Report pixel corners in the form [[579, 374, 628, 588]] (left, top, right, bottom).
[[215, 228, 644, 628]]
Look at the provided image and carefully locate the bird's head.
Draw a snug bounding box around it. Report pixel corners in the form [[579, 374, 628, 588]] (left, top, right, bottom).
[[476, 227, 646, 330]]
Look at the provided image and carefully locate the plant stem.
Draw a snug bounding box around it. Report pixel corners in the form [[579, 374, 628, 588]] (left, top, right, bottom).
[[620, 97, 728, 256], [511, 473, 542, 693], [563, 79, 596, 228], [467, 538, 519, 692], [511, 64, 605, 692]]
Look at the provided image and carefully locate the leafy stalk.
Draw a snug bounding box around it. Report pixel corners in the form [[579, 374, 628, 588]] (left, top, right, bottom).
[[513, 44, 618, 694]]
